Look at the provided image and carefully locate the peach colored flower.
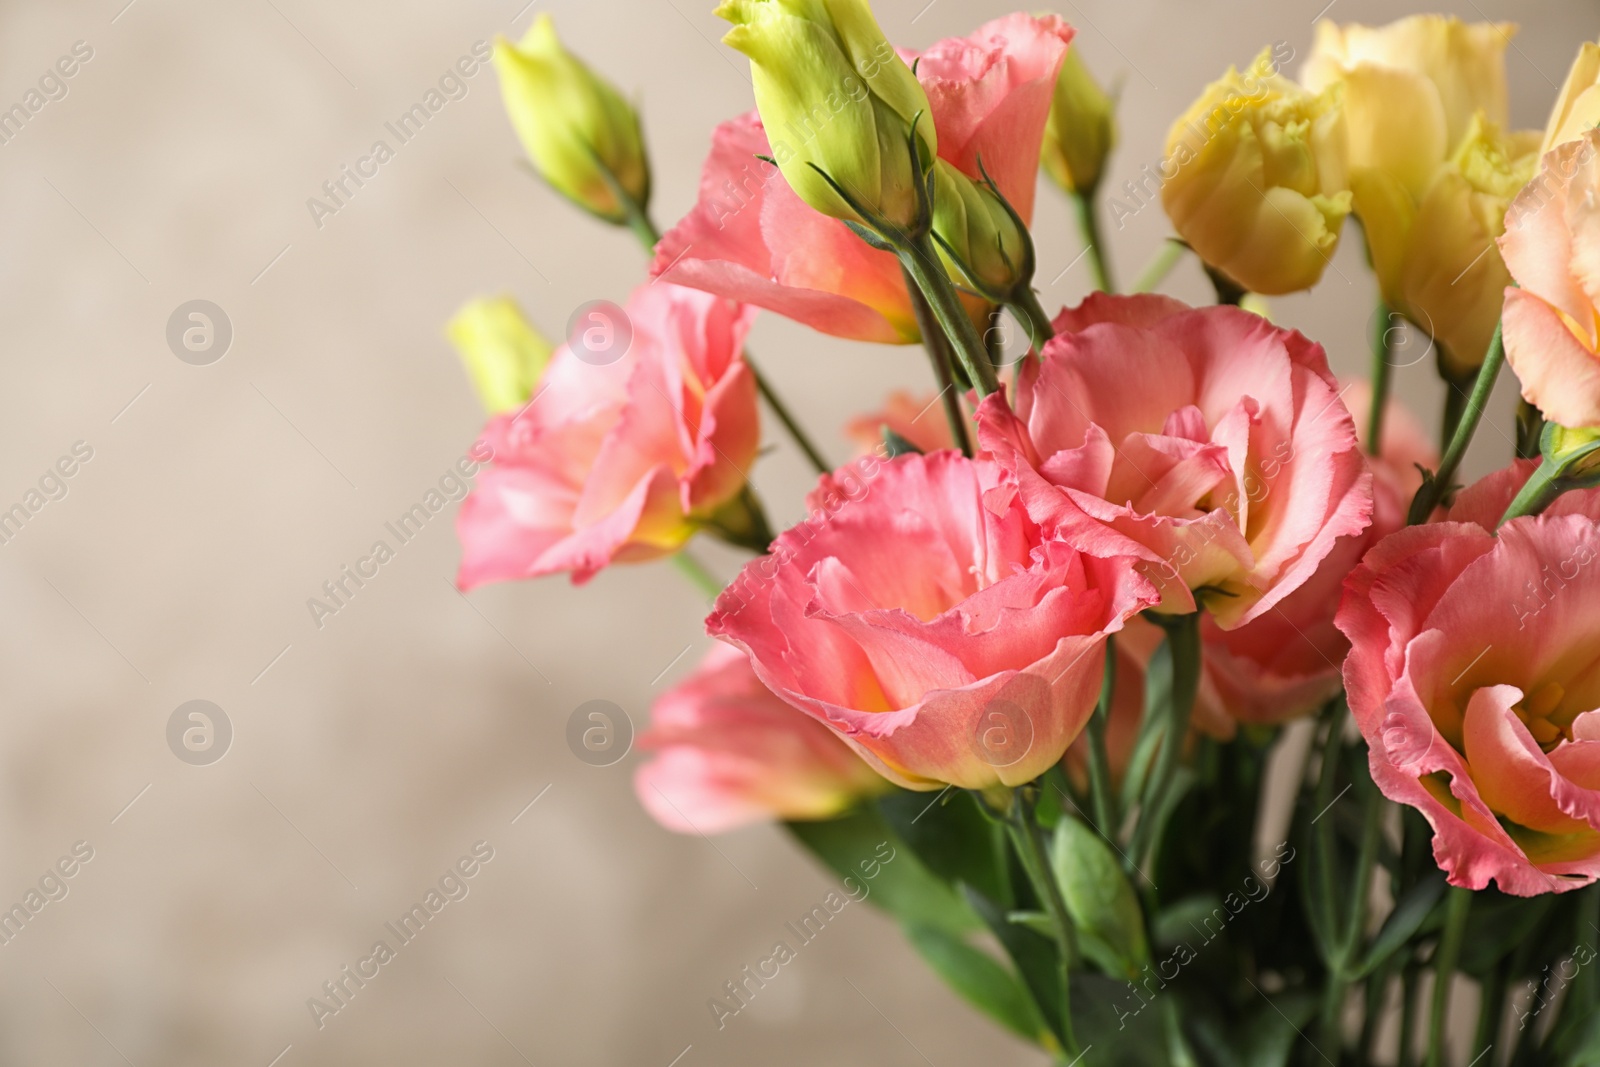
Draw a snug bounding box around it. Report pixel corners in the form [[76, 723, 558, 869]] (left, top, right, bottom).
[[455, 283, 757, 587], [652, 14, 1072, 343], [635, 644, 887, 834], [708, 452, 1158, 791], [1339, 464, 1600, 895], [976, 293, 1373, 630], [1499, 130, 1600, 428]]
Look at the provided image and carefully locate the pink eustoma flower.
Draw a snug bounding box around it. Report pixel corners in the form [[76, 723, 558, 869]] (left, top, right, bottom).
[[707, 451, 1158, 791], [634, 644, 888, 834], [652, 14, 1073, 343], [1339, 464, 1600, 895], [1196, 382, 1435, 729], [977, 293, 1373, 630], [455, 283, 757, 587]]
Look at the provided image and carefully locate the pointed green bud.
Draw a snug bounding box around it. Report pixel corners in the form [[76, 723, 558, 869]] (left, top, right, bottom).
[[1052, 816, 1149, 980], [929, 160, 1031, 297], [1548, 423, 1600, 479], [716, 0, 936, 228], [493, 15, 651, 224], [1042, 47, 1117, 196], [447, 296, 553, 415]]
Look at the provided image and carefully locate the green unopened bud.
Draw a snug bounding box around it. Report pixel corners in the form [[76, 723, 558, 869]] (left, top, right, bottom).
[[717, 0, 936, 228], [493, 15, 650, 225], [929, 161, 1031, 297], [1041, 47, 1117, 196], [447, 296, 553, 415], [1549, 424, 1600, 479], [1052, 816, 1148, 979]]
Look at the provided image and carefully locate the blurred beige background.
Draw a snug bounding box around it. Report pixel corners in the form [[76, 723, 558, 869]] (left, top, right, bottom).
[[0, 0, 1591, 1063]]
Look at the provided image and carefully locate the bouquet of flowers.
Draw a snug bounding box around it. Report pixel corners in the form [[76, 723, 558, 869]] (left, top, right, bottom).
[[445, 6, 1600, 1064]]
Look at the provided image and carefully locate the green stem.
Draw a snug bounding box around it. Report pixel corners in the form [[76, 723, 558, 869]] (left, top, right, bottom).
[[1128, 612, 1201, 866], [1499, 455, 1570, 526], [623, 199, 832, 477], [1132, 240, 1187, 294], [1007, 791, 1082, 1059], [901, 264, 974, 457], [1321, 775, 1383, 1056], [749, 362, 831, 475], [1517, 399, 1544, 461], [1368, 300, 1395, 455], [1007, 285, 1057, 355], [1400, 962, 1422, 1067], [1473, 958, 1507, 1062], [672, 551, 723, 601], [899, 235, 1000, 397], [1070, 192, 1115, 292], [1084, 639, 1119, 839], [1310, 700, 1346, 959], [1408, 320, 1505, 525], [624, 205, 661, 253], [1203, 264, 1247, 307], [1440, 372, 1471, 453], [1426, 887, 1473, 1067]]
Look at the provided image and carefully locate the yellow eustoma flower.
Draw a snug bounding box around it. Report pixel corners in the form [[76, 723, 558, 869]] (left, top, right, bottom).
[[492, 15, 650, 224], [1161, 49, 1351, 295], [1544, 41, 1600, 154], [1301, 15, 1513, 198]]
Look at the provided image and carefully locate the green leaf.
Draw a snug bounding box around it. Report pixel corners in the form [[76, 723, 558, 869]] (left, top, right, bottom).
[[903, 922, 1047, 1043], [1121, 635, 1174, 815], [1053, 816, 1150, 979], [1354, 872, 1447, 979], [964, 884, 1066, 1045], [785, 807, 979, 937]]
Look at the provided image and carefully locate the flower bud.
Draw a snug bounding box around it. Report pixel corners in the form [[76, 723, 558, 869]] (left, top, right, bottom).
[[1052, 817, 1148, 979], [929, 161, 1030, 296], [1548, 424, 1600, 480], [1364, 113, 1539, 377], [492, 15, 650, 224], [1544, 41, 1600, 155], [1041, 47, 1116, 196], [446, 296, 553, 415], [716, 0, 936, 228], [1161, 49, 1351, 295]]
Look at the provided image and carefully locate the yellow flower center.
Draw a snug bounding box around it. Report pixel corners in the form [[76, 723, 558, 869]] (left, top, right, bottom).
[[1515, 681, 1571, 751]]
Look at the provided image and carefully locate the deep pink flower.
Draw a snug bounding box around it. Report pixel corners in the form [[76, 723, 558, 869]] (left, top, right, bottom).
[[977, 293, 1373, 629], [455, 283, 757, 587], [1339, 465, 1600, 895], [635, 644, 887, 834], [707, 451, 1157, 791], [652, 14, 1072, 343]]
